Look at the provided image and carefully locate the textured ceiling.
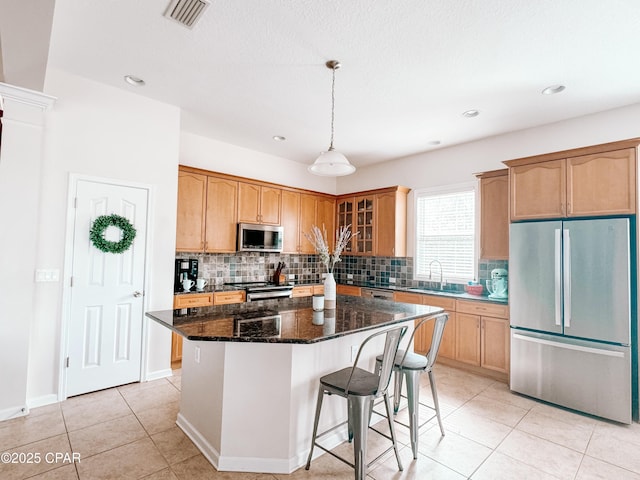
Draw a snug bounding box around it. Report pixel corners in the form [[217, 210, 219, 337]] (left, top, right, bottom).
[[37, 0, 640, 167]]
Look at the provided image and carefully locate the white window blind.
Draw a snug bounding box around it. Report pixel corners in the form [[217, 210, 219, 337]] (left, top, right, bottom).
[[415, 186, 476, 283]]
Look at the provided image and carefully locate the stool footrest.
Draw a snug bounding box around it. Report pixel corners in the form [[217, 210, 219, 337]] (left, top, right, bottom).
[[372, 394, 439, 430], [311, 420, 399, 470]]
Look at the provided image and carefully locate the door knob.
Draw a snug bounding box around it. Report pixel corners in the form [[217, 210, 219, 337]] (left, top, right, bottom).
[[133, 291, 143, 298]]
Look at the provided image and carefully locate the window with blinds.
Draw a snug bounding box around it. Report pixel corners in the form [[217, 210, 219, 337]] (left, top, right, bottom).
[[415, 184, 476, 283]]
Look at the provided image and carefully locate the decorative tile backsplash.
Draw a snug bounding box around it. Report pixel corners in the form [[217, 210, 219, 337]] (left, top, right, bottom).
[[177, 252, 507, 290]]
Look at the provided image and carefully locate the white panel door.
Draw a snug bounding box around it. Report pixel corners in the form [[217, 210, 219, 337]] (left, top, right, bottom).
[[66, 180, 148, 397]]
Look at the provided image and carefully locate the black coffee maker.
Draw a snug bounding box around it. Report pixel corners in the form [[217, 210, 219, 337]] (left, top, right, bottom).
[[174, 258, 198, 292]]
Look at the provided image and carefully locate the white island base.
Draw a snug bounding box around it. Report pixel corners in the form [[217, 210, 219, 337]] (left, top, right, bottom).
[[176, 321, 414, 474]]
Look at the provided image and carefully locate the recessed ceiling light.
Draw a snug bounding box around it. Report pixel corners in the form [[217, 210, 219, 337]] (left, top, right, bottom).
[[542, 85, 566, 95], [272, 135, 286, 141], [124, 75, 145, 87], [462, 109, 480, 118], [427, 140, 441, 146]]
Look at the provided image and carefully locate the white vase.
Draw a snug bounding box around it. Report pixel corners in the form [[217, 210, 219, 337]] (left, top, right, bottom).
[[324, 272, 337, 310]]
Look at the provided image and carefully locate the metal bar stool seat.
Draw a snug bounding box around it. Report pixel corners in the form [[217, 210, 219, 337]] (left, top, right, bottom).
[[375, 313, 449, 459], [305, 325, 407, 480]]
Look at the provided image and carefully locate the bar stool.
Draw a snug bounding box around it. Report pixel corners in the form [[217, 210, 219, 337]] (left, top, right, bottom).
[[376, 313, 448, 459], [305, 325, 407, 480]]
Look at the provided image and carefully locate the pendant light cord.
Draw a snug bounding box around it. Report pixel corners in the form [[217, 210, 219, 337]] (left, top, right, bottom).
[[329, 65, 336, 151]]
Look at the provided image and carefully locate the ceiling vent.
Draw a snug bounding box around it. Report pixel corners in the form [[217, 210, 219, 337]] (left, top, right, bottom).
[[164, 0, 210, 28]]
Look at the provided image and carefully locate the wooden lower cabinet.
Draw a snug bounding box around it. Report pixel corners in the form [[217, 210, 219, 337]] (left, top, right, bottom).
[[171, 332, 183, 363], [171, 290, 245, 364], [481, 316, 510, 374], [292, 285, 325, 297], [336, 284, 361, 296], [393, 291, 509, 378], [456, 299, 510, 374], [292, 285, 314, 297], [454, 313, 509, 373], [213, 290, 246, 304], [456, 313, 481, 365], [393, 292, 456, 359], [173, 292, 214, 309]]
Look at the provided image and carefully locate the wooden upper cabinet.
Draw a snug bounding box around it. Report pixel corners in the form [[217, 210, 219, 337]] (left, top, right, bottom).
[[260, 186, 282, 224], [298, 194, 317, 254], [510, 159, 566, 221], [375, 188, 408, 257], [506, 140, 639, 221], [205, 177, 238, 252], [336, 197, 355, 254], [317, 196, 336, 250], [237, 182, 281, 224], [477, 169, 509, 259], [567, 148, 636, 217], [280, 190, 300, 253], [297, 194, 335, 253], [355, 195, 375, 255], [338, 186, 408, 257], [176, 171, 207, 252]]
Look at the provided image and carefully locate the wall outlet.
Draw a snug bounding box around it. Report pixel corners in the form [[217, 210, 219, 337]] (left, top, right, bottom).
[[194, 346, 201, 364], [389, 277, 396, 284], [321, 273, 327, 279], [350, 345, 358, 362], [347, 274, 354, 280], [289, 274, 295, 280]]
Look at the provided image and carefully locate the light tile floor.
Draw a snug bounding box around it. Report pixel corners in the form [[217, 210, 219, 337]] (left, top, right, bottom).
[[2, 364, 640, 479]]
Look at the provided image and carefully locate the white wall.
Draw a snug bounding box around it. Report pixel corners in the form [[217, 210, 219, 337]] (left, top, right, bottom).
[[338, 102, 640, 194], [0, 84, 55, 419], [338, 103, 640, 257], [25, 69, 180, 405], [180, 132, 336, 194]]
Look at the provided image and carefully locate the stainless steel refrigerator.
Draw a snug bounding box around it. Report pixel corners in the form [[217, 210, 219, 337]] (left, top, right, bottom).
[[510, 218, 634, 424]]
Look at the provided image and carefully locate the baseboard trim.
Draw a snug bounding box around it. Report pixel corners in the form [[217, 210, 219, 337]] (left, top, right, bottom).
[[176, 412, 349, 474], [27, 394, 58, 409], [437, 358, 509, 383], [176, 412, 221, 468], [0, 404, 29, 422], [146, 368, 173, 382]]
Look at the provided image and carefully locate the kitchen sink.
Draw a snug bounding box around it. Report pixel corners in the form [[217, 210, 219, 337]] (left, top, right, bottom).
[[406, 287, 456, 295]]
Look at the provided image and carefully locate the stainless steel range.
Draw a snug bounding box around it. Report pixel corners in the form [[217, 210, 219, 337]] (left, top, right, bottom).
[[226, 282, 294, 301]]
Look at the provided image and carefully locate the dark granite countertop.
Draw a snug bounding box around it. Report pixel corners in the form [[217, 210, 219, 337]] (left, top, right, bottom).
[[147, 295, 443, 344], [342, 282, 508, 305]]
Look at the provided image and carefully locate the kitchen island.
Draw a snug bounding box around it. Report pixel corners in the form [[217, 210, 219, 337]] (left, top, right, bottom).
[[146, 295, 443, 474]]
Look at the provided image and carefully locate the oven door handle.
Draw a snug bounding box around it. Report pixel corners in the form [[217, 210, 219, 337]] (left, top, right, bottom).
[[246, 290, 293, 301]]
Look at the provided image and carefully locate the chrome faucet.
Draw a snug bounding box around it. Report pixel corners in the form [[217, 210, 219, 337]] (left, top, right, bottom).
[[428, 259, 444, 290]]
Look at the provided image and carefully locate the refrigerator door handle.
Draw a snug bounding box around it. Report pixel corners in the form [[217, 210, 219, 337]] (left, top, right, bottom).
[[512, 333, 626, 358], [563, 228, 571, 328], [554, 228, 562, 326]]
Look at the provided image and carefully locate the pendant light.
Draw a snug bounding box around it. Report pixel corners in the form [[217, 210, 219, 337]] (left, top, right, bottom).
[[308, 60, 356, 176]]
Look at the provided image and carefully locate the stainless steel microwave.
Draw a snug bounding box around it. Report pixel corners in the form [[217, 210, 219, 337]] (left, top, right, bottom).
[[237, 223, 284, 252]]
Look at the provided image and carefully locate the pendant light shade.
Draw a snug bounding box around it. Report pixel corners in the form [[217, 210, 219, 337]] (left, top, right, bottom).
[[309, 148, 355, 176], [309, 60, 355, 177]]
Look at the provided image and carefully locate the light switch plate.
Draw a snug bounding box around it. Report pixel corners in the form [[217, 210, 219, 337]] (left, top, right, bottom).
[[35, 269, 60, 282], [389, 277, 396, 284]]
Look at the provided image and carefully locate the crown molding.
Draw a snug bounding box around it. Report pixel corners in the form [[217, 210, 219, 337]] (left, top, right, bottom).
[[0, 82, 56, 111]]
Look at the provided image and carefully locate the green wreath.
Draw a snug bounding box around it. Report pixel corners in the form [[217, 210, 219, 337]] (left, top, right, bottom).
[[90, 214, 137, 254]]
